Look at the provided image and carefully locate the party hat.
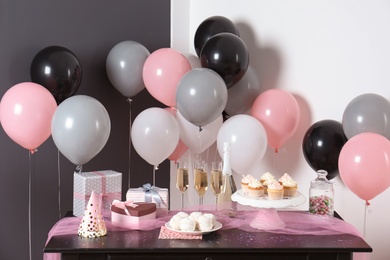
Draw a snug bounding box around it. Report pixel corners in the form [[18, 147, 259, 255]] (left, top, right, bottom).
[[78, 190, 107, 238]]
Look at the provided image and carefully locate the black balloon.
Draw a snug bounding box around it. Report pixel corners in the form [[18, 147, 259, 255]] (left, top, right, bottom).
[[30, 46, 82, 104], [200, 32, 249, 88], [194, 16, 240, 57], [302, 120, 348, 180]]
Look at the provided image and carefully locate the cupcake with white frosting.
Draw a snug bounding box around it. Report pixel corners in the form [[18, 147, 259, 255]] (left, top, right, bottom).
[[241, 174, 254, 195], [260, 172, 275, 184], [261, 173, 276, 194], [278, 173, 298, 197], [267, 180, 284, 200], [247, 179, 264, 198]]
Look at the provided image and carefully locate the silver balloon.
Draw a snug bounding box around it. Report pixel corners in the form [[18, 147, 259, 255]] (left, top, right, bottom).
[[106, 41, 150, 98], [342, 93, 390, 139], [176, 68, 228, 127], [51, 95, 111, 166], [183, 52, 201, 69], [225, 65, 261, 116]]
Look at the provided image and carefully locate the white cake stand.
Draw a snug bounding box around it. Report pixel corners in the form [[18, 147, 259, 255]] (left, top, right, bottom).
[[231, 189, 306, 209]]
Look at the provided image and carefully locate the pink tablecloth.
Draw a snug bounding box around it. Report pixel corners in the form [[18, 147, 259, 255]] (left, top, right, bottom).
[[44, 208, 370, 260]]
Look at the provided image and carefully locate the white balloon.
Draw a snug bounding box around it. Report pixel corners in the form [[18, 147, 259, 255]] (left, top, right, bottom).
[[131, 107, 180, 166], [175, 110, 223, 154], [217, 114, 268, 174]]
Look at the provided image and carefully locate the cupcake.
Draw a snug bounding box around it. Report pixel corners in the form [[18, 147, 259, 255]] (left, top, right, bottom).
[[247, 179, 264, 198], [261, 176, 276, 195], [278, 173, 298, 197], [241, 175, 254, 194], [260, 172, 275, 184], [267, 180, 284, 200]]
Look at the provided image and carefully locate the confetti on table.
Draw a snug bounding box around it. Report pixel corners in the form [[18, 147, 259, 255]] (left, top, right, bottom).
[[158, 226, 202, 239]]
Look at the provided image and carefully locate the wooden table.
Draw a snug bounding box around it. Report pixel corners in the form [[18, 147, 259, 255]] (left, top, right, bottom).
[[44, 211, 372, 260]]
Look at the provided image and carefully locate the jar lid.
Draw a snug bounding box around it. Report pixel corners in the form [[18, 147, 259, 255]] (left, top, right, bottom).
[[310, 170, 334, 189]]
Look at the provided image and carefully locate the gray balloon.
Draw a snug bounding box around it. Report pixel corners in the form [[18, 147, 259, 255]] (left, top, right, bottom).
[[342, 93, 390, 139], [51, 95, 111, 166], [176, 68, 228, 127], [225, 65, 261, 116], [106, 41, 150, 98]]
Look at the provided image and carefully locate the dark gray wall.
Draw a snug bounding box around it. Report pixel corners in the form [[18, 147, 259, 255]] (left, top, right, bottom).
[[0, 1, 171, 259]]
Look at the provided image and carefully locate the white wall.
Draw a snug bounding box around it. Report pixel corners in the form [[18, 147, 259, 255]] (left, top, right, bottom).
[[170, 1, 390, 259]]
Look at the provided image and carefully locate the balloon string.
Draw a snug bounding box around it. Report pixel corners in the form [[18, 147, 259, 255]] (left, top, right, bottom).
[[28, 151, 33, 260], [272, 150, 277, 174], [57, 149, 62, 219], [153, 165, 159, 186], [363, 202, 368, 238], [197, 129, 202, 158], [76, 165, 83, 173], [127, 98, 133, 189]]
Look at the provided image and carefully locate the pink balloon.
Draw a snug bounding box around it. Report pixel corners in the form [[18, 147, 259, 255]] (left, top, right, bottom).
[[143, 48, 191, 107], [164, 107, 188, 161], [0, 82, 57, 151], [338, 132, 390, 204], [251, 89, 300, 152], [168, 139, 188, 162]]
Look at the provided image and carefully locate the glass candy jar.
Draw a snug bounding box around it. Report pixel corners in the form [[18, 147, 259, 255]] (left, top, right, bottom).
[[309, 170, 334, 216]]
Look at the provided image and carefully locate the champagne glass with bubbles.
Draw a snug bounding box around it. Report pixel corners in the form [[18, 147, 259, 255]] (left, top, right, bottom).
[[176, 161, 189, 210], [193, 160, 208, 210], [210, 161, 223, 208]]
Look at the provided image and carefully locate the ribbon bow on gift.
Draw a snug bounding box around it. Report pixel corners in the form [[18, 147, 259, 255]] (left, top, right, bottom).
[[142, 183, 167, 208], [112, 200, 138, 216]]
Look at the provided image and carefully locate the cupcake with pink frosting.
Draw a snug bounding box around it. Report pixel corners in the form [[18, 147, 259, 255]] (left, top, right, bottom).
[[278, 173, 298, 197], [241, 174, 254, 195], [267, 180, 284, 200]]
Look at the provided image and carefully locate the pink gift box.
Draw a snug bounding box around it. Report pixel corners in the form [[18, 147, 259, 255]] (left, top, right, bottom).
[[111, 201, 156, 229], [73, 170, 122, 217], [126, 183, 169, 216]]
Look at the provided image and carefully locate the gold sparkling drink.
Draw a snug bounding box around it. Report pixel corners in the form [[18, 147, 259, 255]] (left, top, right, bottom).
[[194, 168, 208, 196], [176, 161, 189, 210], [176, 168, 189, 192], [210, 169, 222, 196]]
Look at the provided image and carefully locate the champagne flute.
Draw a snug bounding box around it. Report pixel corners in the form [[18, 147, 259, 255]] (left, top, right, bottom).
[[210, 161, 223, 208], [193, 160, 208, 210], [176, 161, 189, 210]]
